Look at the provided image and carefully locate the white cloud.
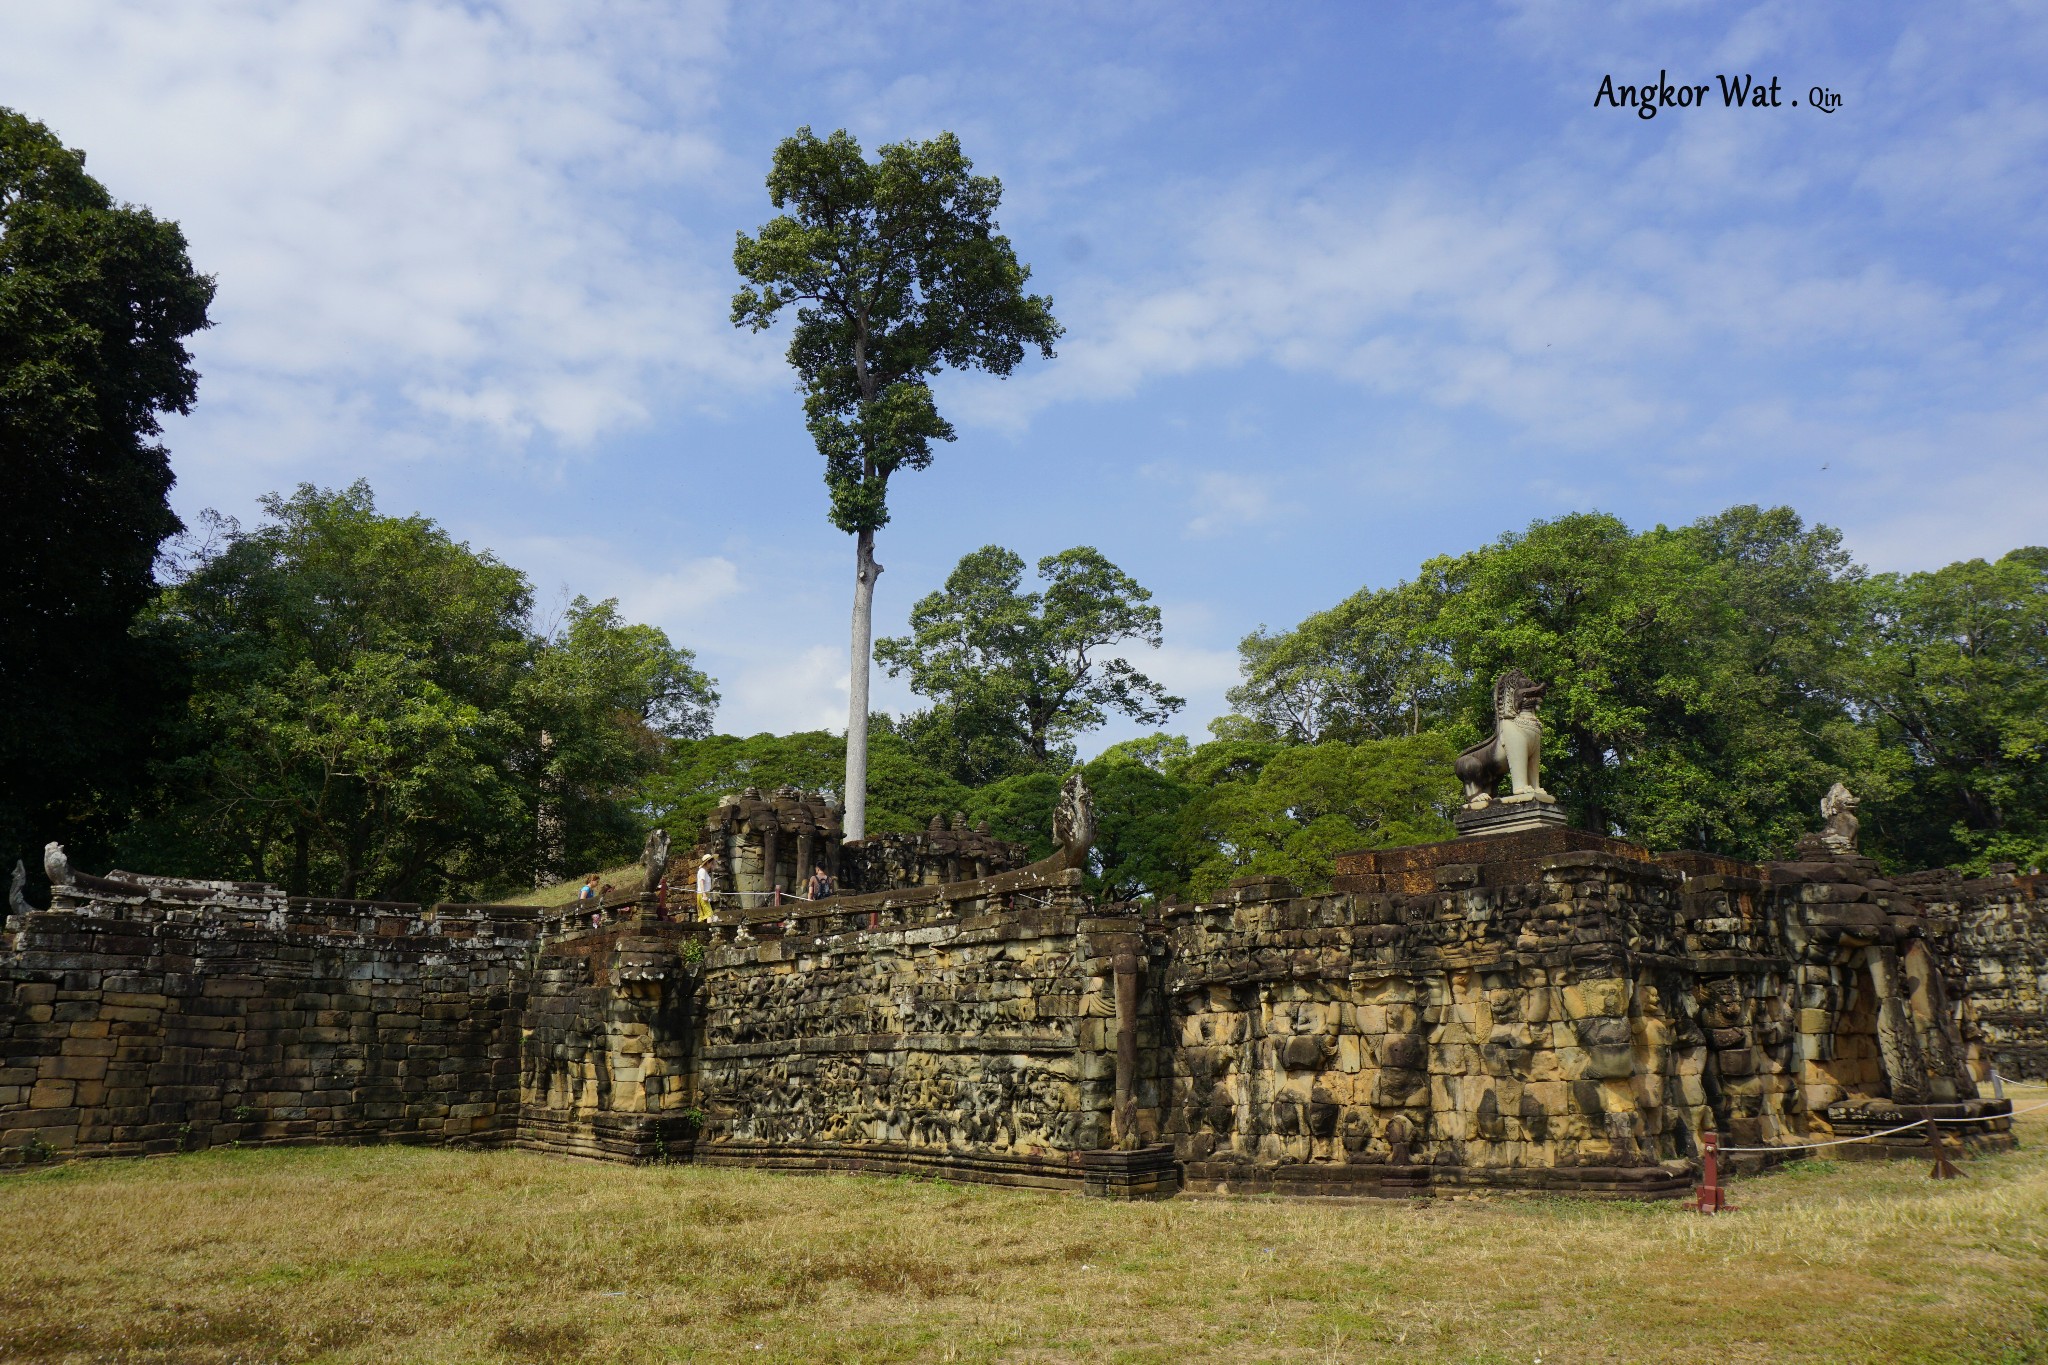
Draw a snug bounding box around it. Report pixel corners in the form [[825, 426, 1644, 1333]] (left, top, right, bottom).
[[0, 0, 770, 476], [717, 645, 848, 737]]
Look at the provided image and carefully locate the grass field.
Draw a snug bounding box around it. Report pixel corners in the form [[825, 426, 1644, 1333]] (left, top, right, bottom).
[[4, 1090, 2046, 1364]]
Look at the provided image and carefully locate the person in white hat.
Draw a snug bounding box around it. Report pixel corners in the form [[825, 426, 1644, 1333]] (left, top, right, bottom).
[[695, 854, 716, 921]]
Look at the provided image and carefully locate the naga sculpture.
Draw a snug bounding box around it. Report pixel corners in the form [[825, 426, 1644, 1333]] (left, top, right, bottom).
[[1453, 669, 1550, 809], [1051, 771, 1097, 871], [7, 860, 29, 918], [641, 827, 671, 894], [1819, 783, 1860, 856]]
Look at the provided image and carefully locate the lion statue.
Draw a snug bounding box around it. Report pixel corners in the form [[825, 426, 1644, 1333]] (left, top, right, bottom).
[[1453, 670, 1549, 809]]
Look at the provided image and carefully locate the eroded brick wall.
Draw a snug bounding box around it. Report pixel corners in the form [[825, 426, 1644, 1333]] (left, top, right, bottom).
[[0, 878, 532, 1166]]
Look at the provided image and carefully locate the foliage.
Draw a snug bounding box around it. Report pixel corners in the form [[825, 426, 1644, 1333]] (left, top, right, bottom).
[[731, 128, 1062, 541], [1176, 735, 1458, 898], [1854, 548, 2048, 873], [0, 107, 214, 870], [1216, 505, 1887, 861], [1077, 754, 1195, 902], [1224, 581, 1458, 744], [876, 544, 1182, 778], [964, 771, 1065, 863], [126, 484, 711, 899]]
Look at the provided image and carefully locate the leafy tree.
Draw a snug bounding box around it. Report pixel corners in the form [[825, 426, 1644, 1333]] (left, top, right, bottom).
[[895, 700, 1047, 788], [129, 484, 711, 900], [964, 770, 1065, 863], [1421, 512, 1693, 837], [731, 127, 1061, 839], [1224, 581, 1459, 744], [876, 545, 1183, 782], [1177, 735, 1458, 897], [1214, 506, 1876, 859], [1078, 752, 1195, 902], [521, 596, 719, 885], [1645, 506, 1871, 857], [0, 107, 214, 869], [1853, 548, 2048, 872]]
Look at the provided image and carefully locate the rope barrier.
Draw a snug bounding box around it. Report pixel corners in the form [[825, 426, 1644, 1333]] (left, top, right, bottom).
[[1715, 1118, 1942, 1153], [1712, 1081, 2046, 1154], [1936, 1098, 2048, 1123]]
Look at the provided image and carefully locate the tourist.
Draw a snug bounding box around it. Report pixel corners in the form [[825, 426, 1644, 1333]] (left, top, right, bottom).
[[695, 854, 715, 921], [806, 864, 834, 901]]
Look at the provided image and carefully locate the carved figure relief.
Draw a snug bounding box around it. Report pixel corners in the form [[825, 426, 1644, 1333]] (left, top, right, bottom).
[[1052, 771, 1096, 867]]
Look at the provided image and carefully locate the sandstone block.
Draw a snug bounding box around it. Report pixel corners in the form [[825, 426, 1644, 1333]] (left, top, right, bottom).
[[29, 1080, 74, 1108]]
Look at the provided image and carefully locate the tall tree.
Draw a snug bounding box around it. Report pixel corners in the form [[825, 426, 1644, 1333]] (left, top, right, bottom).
[[643, 724, 971, 843], [731, 127, 1061, 838], [0, 107, 214, 868], [875, 544, 1183, 780]]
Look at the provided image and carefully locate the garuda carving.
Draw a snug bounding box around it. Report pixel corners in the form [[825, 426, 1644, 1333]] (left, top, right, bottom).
[[1453, 669, 1550, 809], [43, 841, 72, 888]]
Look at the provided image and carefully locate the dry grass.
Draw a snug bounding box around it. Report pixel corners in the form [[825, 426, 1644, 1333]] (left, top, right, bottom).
[[3, 1091, 2047, 1364], [489, 862, 642, 909]]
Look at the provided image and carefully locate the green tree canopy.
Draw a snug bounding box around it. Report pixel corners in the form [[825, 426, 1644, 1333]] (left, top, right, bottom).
[[1854, 548, 2048, 871], [1214, 505, 1881, 861], [1, 107, 214, 868], [1176, 735, 1458, 898], [128, 483, 713, 900], [732, 126, 1060, 838], [876, 544, 1183, 783]]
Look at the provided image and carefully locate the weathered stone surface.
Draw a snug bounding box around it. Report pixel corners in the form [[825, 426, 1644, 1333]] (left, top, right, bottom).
[[2, 828, 2039, 1197], [0, 876, 530, 1164]]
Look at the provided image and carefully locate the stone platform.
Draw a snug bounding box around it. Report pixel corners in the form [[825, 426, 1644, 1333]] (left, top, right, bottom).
[[1452, 796, 1566, 838]]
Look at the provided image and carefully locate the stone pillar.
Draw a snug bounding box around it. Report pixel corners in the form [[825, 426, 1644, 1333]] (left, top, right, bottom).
[[1112, 939, 1141, 1150]]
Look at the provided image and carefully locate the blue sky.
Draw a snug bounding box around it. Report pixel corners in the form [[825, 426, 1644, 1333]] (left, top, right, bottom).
[[5, 2, 2044, 749]]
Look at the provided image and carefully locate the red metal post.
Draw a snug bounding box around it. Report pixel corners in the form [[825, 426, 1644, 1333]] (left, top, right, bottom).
[[1694, 1131, 1731, 1213]]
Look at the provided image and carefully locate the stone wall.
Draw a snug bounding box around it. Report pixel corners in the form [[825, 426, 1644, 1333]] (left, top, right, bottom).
[[686, 907, 1143, 1188], [4, 829, 2042, 1200], [0, 873, 533, 1166], [1154, 831, 2015, 1196], [517, 919, 701, 1162], [1937, 871, 2048, 1081]]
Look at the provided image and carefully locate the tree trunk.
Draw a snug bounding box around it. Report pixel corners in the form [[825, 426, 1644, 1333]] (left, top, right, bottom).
[[844, 529, 882, 841]]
